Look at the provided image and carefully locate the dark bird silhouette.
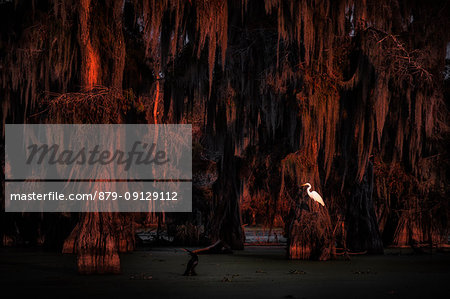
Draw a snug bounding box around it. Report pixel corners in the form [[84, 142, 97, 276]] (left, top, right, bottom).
[[182, 240, 232, 276], [183, 249, 198, 276]]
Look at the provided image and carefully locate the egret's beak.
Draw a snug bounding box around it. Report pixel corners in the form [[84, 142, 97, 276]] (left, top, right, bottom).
[[300, 183, 307, 187]]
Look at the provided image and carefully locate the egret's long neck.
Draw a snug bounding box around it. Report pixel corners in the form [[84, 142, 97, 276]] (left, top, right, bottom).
[[306, 184, 312, 194]]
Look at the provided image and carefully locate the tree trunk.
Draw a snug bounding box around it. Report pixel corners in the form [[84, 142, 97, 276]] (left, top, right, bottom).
[[280, 151, 334, 260], [209, 134, 244, 249], [288, 198, 334, 260], [346, 161, 384, 253], [62, 0, 133, 274], [75, 213, 121, 274]]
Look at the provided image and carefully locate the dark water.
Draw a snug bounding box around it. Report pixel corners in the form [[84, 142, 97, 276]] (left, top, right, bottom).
[[0, 246, 449, 298]]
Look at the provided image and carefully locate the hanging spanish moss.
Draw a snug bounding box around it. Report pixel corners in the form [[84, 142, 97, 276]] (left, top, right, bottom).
[[1, 0, 449, 276]]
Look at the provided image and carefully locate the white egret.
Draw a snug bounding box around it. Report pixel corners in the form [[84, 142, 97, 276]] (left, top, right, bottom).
[[300, 183, 325, 207]]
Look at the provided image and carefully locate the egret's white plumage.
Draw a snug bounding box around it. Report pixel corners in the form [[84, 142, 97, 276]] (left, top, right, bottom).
[[301, 183, 325, 206]]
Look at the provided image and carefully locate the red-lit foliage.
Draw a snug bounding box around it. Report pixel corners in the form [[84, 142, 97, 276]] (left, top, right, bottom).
[[1, 0, 449, 272]]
